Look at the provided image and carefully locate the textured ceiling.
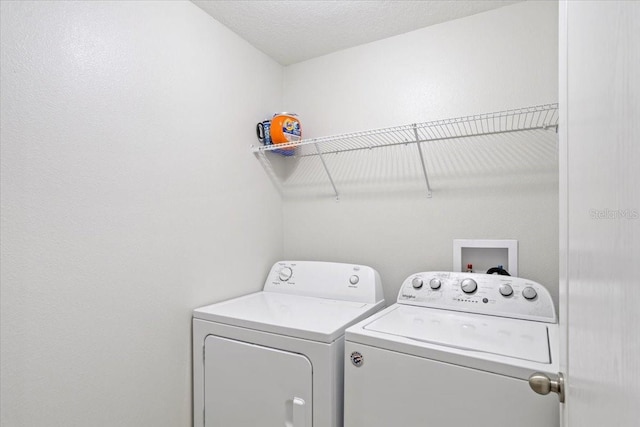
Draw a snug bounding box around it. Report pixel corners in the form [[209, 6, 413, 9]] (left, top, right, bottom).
[[192, 0, 521, 65]]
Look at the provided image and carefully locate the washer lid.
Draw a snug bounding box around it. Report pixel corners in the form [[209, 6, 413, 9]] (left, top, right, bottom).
[[363, 305, 551, 363], [194, 292, 383, 343]]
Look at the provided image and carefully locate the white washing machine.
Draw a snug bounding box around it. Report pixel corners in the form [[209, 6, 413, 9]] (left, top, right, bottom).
[[193, 261, 385, 427], [344, 271, 559, 427]]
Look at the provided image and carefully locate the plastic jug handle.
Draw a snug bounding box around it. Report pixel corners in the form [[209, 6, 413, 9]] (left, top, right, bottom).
[[256, 122, 265, 141]]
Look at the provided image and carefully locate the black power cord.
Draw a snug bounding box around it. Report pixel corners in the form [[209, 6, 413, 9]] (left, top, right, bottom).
[[486, 266, 510, 276]]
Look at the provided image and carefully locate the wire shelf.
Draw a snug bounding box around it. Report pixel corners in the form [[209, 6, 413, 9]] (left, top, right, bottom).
[[253, 103, 559, 200]]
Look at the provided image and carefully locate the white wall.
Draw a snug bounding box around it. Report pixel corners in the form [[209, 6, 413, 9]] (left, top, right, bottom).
[[282, 1, 559, 306], [0, 2, 283, 426], [1, 1, 561, 424]]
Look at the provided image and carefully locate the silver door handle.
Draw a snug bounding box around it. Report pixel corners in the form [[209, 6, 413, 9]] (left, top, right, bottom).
[[528, 372, 565, 403]]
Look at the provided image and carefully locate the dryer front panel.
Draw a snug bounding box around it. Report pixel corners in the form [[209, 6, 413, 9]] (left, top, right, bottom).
[[204, 335, 313, 427]]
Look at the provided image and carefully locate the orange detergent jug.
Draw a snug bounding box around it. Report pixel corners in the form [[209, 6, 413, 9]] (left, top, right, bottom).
[[270, 113, 301, 151]]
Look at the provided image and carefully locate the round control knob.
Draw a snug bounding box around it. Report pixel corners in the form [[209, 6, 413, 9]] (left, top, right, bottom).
[[429, 278, 442, 290], [278, 267, 293, 281], [499, 284, 514, 297], [411, 277, 424, 289], [522, 286, 538, 300], [349, 275, 359, 285], [460, 278, 478, 294]]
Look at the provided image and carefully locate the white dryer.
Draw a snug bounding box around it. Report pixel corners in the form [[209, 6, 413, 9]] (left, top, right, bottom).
[[344, 271, 559, 427], [193, 261, 385, 427]]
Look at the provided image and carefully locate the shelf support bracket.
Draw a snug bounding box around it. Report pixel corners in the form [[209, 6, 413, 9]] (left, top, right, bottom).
[[314, 142, 340, 201], [413, 124, 432, 198], [253, 147, 284, 197]]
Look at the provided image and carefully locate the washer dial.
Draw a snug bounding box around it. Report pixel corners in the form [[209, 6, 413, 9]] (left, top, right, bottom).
[[460, 278, 478, 294], [499, 284, 514, 297], [411, 277, 424, 289], [429, 278, 442, 290]]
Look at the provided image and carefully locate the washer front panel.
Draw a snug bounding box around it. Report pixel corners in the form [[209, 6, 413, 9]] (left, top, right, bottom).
[[343, 342, 559, 427], [398, 271, 556, 323]]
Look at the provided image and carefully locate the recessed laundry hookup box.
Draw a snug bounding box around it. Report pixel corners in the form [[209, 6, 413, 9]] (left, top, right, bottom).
[[453, 239, 518, 276]]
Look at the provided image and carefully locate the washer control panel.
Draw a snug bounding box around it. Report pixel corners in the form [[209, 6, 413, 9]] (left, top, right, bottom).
[[397, 271, 556, 323], [263, 261, 384, 304]]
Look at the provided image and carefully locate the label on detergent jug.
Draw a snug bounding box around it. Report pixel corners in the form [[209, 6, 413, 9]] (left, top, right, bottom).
[[282, 118, 301, 142]]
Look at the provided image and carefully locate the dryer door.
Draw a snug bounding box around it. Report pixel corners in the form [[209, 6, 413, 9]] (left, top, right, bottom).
[[204, 335, 313, 427]]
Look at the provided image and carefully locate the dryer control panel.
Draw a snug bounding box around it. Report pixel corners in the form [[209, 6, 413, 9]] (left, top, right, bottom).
[[264, 261, 384, 304], [397, 271, 556, 323]]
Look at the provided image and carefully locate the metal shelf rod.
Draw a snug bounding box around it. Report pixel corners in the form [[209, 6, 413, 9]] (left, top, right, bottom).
[[314, 142, 340, 201], [291, 124, 558, 158], [413, 124, 432, 198]]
